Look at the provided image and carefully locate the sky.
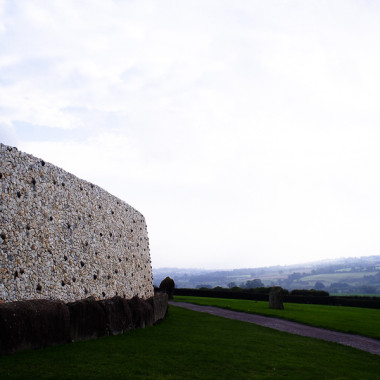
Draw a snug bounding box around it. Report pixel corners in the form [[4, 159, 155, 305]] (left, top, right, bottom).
[[1, 0, 380, 270]]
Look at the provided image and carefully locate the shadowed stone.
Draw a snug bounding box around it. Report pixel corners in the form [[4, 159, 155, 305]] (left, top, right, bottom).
[[147, 292, 169, 323], [67, 297, 107, 342], [159, 276, 175, 300], [98, 296, 133, 335], [269, 286, 285, 309], [128, 296, 154, 328], [0, 299, 70, 354]]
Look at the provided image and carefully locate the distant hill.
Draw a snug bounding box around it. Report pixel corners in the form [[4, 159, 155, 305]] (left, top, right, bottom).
[[153, 255, 380, 294]]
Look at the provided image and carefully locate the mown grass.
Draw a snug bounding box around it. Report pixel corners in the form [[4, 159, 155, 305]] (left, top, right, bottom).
[[174, 296, 380, 339], [0, 306, 379, 379]]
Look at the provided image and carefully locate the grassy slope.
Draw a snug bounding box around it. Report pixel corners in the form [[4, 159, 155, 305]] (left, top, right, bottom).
[[0, 306, 379, 380], [174, 296, 380, 339], [300, 272, 378, 284], [302, 272, 378, 280]]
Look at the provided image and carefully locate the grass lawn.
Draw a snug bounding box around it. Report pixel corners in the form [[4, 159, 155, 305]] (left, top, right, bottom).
[[0, 306, 379, 379], [173, 296, 380, 339]]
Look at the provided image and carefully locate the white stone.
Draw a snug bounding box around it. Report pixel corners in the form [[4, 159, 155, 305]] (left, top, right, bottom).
[[0, 143, 154, 302]]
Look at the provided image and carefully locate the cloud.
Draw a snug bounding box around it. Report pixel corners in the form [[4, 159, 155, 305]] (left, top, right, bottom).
[[2, 1, 380, 268], [2, 1, 380, 134], [0, 122, 18, 146]]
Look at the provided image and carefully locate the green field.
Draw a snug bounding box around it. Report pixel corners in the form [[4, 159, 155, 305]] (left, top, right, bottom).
[[301, 272, 378, 284], [0, 306, 379, 379], [174, 296, 380, 339]]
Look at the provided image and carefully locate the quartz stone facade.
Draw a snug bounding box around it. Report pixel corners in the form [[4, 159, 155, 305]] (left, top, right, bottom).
[[0, 143, 154, 302]]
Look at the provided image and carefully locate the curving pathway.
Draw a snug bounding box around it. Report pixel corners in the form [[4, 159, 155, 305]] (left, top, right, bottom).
[[170, 301, 380, 356]]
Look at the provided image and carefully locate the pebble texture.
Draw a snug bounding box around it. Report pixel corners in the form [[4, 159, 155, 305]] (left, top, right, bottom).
[[0, 143, 154, 302]]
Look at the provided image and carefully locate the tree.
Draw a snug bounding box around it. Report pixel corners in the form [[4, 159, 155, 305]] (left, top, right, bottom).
[[314, 281, 325, 290], [245, 279, 264, 289], [287, 272, 302, 282], [195, 284, 212, 289], [358, 285, 376, 294]]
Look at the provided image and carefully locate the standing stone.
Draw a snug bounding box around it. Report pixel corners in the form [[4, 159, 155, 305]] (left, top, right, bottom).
[[269, 286, 284, 309], [159, 277, 175, 300]]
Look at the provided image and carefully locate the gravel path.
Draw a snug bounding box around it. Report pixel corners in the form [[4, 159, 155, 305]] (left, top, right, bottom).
[[170, 302, 380, 356]]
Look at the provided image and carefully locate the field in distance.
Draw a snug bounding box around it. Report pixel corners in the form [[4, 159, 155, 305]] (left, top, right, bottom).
[[154, 255, 380, 294]]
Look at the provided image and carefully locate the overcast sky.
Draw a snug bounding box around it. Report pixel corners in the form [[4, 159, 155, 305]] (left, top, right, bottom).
[[1, 1, 380, 270]]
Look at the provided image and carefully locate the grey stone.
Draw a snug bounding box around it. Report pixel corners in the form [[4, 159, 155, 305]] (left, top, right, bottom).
[[159, 276, 175, 300], [269, 286, 284, 309]]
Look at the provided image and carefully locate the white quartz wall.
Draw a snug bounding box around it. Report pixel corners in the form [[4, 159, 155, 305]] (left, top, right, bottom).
[[0, 144, 154, 302]]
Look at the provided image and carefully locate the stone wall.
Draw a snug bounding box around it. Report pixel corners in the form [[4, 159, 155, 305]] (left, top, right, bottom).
[[0, 293, 168, 354], [0, 143, 154, 302]]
